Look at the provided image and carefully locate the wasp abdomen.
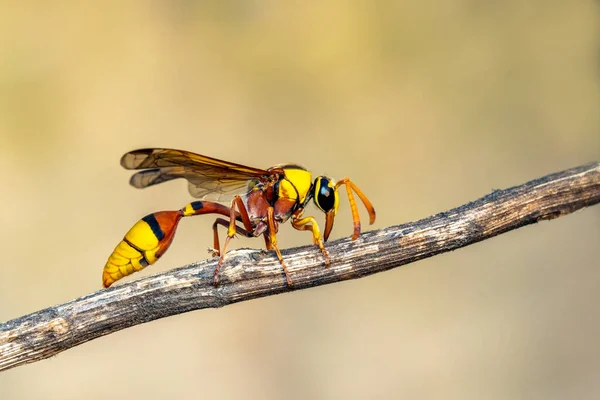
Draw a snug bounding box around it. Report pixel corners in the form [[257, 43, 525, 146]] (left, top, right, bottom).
[[102, 211, 182, 287]]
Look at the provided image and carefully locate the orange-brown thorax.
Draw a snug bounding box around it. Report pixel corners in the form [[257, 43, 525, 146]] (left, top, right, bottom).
[[245, 164, 312, 236]]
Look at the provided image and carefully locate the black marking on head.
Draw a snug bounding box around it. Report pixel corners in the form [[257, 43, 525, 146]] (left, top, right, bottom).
[[314, 177, 335, 212], [142, 214, 165, 241]]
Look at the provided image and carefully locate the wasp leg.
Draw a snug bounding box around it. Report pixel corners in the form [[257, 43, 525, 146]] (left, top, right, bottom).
[[266, 206, 293, 286], [263, 234, 274, 251], [291, 209, 330, 265], [211, 217, 255, 284], [181, 200, 237, 257], [213, 196, 254, 285], [211, 218, 254, 256], [334, 178, 377, 240], [181, 199, 254, 285]]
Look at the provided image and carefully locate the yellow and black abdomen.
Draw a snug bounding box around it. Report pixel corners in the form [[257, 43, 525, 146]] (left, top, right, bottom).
[[102, 211, 182, 287]]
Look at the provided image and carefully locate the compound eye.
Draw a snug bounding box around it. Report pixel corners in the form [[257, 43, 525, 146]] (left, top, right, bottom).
[[314, 177, 336, 212]]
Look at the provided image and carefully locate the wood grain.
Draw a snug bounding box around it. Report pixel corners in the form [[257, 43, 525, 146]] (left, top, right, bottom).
[[1, 161, 598, 372]]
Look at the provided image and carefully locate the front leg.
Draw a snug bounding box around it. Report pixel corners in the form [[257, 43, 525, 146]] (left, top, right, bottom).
[[291, 209, 330, 265]]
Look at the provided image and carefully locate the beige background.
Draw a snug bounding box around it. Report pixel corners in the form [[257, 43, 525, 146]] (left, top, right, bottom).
[[1, 2, 599, 399]]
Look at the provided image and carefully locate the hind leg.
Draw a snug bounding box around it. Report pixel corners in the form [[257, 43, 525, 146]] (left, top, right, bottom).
[[212, 196, 255, 285], [211, 217, 255, 285]]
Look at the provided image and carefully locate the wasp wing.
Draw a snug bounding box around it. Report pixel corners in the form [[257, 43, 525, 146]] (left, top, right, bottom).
[[122, 148, 272, 201]]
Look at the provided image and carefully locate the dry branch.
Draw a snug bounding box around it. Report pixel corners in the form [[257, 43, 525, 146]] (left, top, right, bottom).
[[1, 161, 599, 372]]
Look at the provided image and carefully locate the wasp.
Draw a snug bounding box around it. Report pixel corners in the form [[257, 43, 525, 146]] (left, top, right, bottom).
[[102, 148, 376, 287]]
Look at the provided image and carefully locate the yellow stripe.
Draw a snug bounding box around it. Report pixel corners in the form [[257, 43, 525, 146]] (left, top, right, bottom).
[[103, 224, 162, 287], [103, 211, 183, 287], [124, 219, 160, 250]]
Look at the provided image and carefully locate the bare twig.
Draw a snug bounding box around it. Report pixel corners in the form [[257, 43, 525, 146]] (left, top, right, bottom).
[[1, 162, 599, 371]]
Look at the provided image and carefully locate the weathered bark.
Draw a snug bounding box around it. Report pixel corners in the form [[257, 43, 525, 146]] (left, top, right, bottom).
[[1, 161, 598, 372]]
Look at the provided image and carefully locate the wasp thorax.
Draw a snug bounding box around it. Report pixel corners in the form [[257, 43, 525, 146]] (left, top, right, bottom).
[[313, 176, 338, 213]]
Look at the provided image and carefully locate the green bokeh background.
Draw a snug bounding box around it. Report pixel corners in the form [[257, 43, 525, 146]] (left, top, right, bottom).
[[0, 2, 598, 399]]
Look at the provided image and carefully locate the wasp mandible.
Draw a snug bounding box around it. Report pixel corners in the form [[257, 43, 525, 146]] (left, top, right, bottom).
[[102, 148, 376, 287]]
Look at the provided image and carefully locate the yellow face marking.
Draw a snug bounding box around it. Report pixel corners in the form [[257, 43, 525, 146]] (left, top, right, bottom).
[[282, 167, 312, 204], [331, 180, 340, 215]]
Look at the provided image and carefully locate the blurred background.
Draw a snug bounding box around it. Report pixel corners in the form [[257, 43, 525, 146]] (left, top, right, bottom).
[[0, 1, 599, 399]]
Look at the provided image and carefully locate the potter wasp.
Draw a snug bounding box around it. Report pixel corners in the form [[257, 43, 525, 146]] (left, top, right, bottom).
[[102, 148, 376, 287]]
